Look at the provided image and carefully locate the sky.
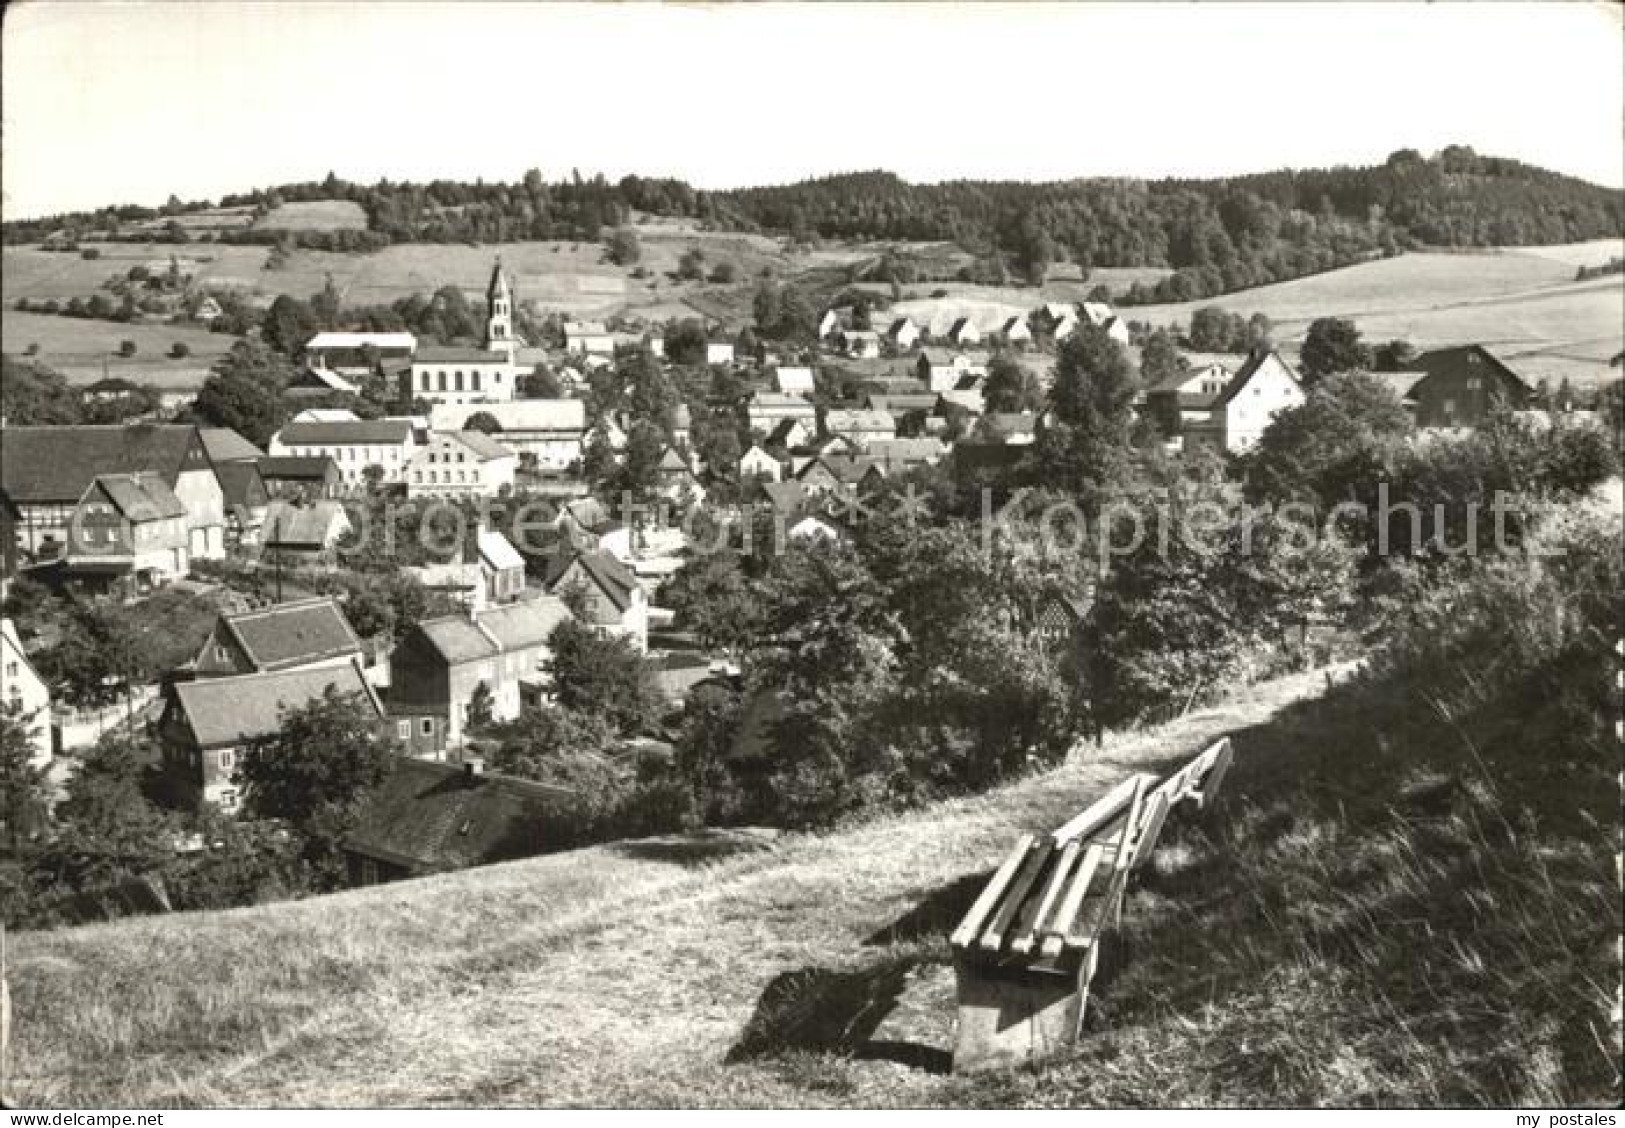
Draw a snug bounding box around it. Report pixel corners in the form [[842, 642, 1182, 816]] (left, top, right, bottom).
[[3, 1, 1621, 220]]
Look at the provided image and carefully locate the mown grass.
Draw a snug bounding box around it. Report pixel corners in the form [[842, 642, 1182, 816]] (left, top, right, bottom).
[[8, 518, 1618, 1108]]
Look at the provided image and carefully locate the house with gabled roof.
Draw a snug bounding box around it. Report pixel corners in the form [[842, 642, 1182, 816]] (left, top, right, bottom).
[[738, 443, 784, 482], [839, 329, 882, 359], [428, 399, 586, 471], [1179, 348, 1305, 453], [344, 757, 576, 885], [388, 596, 575, 756], [2, 617, 52, 771], [565, 321, 614, 356], [197, 428, 264, 465], [0, 424, 226, 563], [214, 461, 269, 548], [159, 660, 387, 811], [65, 472, 190, 590], [193, 596, 364, 679], [774, 366, 816, 396], [268, 418, 420, 488], [1406, 345, 1535, 429], [887, 316, 921, 351], [657, 446, 706, 505], [256, 456, 342, 501], [543, 548, 648, 653], [1144, 362, 1234, 439], [797, 452, 885, 497], [261, 499, 353, 566], [405, 431, 517, 499], [1081, 301, 1131, 346], [999, 316, 1033, 346], [821, 408, 896, 450], [947, 317, 982, 346], [917, 348, 975, 392]]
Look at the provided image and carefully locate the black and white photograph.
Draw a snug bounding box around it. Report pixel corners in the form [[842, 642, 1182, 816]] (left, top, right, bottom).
[[0, 0, 1621, 1111]]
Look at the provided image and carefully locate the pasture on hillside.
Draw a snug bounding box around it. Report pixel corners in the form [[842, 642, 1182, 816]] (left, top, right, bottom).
[[1, 309, 237, 387], [1127, 243, 1625, 389], [252, 199, 369, 231]]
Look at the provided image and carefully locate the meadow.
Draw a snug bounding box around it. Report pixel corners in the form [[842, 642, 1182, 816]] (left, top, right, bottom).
[[1127, 240, 1625, 388], [1, 310, 237, 388]]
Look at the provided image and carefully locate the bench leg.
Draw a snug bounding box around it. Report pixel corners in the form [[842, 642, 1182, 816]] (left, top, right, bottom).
[[952, 953, 1084, 1074]]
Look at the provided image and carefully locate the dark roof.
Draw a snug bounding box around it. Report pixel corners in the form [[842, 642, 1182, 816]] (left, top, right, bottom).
[[1411, 345, 1535, 396], [544, 550, 638, 614], [345, 759, 574, 875], [277, 419, 414, 446], [799, 453, 881, 485], [199, 428, 265, 464], [217, 597, 362, 672], [81, 376, 142, 395], [756, 479, 808, 516], [1215, 349, 1300, 407], [414, 597, 574, 665], [0, 424, 208, 504], [86, 473, 187, 522], [171, 662, 381, 749], [414, 345, 508, 364], [214, 461, 268, 512], [256, 455, 338, 481], [263, 500, 348, 547]]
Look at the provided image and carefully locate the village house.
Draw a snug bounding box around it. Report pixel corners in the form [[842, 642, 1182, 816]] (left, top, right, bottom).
[[774, 366, 816, 396], [817, 308, 850, 340], [1406, 345, 1536, 428], [1081, 301, 1132, 346], [256, 455, 342, 501], [214, 462, 270, 548], [284, 365, 361, 400], [193, 597, 364, 679], [763, 416, 815, 451], [543, 549, 648, 653], [917, 348, 976, 392], [940, 373, 988, 416], [268, 418, 419, 487], [303, 331, 417, 377], [706, 341, 737, 366], [887, 316, 921, 351], [746, 391, 818, 435], [427, 399, 587, 472], [657, 446, 706, 505], [839, 329, 882, 359], [999, 316, 1033, 347], [387, 597, 575, 756], [565, 321, 614, 356], [1144, 362, 1235, 440], [2, 617, 53, 770], [0, 424, 227, 563], [865, 392, 943, 431], [738, 443, 784, 482], [405, 431, 518, 499], [261, 499, 353, 566], [821, 408, 897, 450], [64, 472, 191, 590], [407, 528, 528, 612], [344, 757, 575, 885], [865, 436, 948, 471], [972, 412, 1039, 446], [1179, 348, 1306, 453], [947, 317, 982, 347], [797, 453, 885, 497], [160, 660, 386, 812]]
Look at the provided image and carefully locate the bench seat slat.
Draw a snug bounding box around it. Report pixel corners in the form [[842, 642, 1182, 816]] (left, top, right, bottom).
[[1011, 838, 1083, 955], [1192, 738, 1233, 810], [1039, 842, 1104, 957], [950, 834, 1035, 950], [1050, 773, 1156, 846], [979, 840, 1054, 953]]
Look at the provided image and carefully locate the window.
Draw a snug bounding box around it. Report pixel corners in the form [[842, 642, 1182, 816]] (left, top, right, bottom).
[[218, 749, 235, 770], [420, 718, 434, 736], [215, 644, 229, 662], [4, 661, 17, 678], [454, 371, 465, 391], [413, 471, 422, 483], [219, 789, 238, 811], [397, 720, 410, 740], [438, 372, 447, 392], [1467, 376, 1482, 391]]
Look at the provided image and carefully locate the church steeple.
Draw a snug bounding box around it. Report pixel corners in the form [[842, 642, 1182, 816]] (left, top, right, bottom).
[[484, 255, 514, 357]]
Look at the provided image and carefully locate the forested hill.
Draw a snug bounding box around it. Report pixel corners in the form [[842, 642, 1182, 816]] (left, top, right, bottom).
[[6, 147, 1618, 304]]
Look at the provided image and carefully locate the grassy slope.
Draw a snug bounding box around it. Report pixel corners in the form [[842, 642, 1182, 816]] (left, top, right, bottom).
[[1, 310, 238, 388], [1128, 242, 1625, 389], [11, 669, 1327, 1108], [13, 639, 1614, 1109]]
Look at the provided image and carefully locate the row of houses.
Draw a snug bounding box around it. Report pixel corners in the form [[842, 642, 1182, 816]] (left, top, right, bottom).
[[818, 299, 1131, 357]]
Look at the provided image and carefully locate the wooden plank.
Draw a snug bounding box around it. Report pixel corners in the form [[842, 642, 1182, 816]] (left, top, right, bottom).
[[1011, 838, 1082, 955], [950, 834, 1035, 950], [1194, 738, 1234, 811], [1040, 843, 1104, 958], [1129, 791, 1172, 870], [979, 839, 1054, 953], [1050, 773, 1157, 846]]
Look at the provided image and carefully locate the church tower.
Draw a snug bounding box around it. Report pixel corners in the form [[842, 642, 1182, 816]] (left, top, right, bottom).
[[484, 256, 517, 361]]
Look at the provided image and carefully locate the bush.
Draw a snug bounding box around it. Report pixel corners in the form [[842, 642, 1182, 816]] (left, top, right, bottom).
[[117, 340, 137, 357], [80, 247, 101, 260], [169, 341, 190, 359]]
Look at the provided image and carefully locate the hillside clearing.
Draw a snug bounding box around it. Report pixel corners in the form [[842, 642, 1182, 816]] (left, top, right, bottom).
[[10, 667, 1335, 1108], [1, 310, 238, 388]]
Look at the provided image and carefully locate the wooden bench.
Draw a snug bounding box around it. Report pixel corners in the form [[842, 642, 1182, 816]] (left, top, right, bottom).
[[949, 737, 1234, 1073]]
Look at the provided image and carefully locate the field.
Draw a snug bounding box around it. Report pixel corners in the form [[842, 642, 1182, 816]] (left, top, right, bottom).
[[1, 310, 236, 388], [253, 200, 368, 232], [1127, 240, 1625, 388]]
